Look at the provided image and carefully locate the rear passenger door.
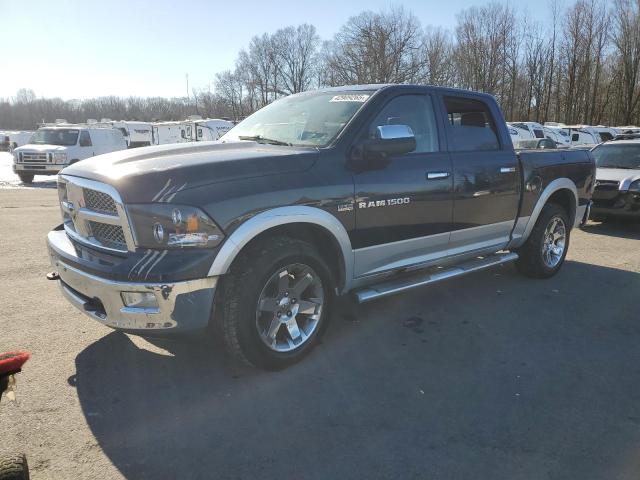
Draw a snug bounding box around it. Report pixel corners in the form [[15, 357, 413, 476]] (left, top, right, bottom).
[[352, 93, 453, 277], [442, 95, 520, 255]]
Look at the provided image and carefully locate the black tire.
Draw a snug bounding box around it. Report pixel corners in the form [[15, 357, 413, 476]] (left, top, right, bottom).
[[215, 236, 334, 369], [0, 454, 29, 480], [515, 203, 571, 279], [17, 174, 33, 184]]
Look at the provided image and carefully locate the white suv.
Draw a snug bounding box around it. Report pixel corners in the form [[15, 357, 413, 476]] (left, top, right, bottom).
[[13, 126, 127, 183]]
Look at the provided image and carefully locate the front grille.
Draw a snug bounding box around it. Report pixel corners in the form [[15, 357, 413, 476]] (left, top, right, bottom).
[[21, 152, 48, 163], [58, 176, 132, 253], [83, 188, 117, 215], [88, 221, 126, 249], [595, 180, 620, 191]]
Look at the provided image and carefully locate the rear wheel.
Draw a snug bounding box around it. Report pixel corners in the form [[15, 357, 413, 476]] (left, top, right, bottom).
[[0, 453, 29, 480], [216, 237, 333, 369], [516, 203, 570, 278], [17, 174, 33, 184]]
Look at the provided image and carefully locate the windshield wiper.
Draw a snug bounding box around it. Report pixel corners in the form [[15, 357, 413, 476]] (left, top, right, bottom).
[[238, 135, 292, 146]]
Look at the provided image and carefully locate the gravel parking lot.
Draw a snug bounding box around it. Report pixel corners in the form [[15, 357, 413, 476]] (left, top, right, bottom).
[[1, 180, 639, 480]]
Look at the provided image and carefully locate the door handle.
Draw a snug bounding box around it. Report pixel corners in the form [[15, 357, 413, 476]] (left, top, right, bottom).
[[426, 172, 450, 180], [500, 167, 516, 173]]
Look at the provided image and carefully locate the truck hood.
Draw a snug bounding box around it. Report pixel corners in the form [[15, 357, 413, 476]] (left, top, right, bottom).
[[61, 141, 319, 203], [15, 144, 68, 152], [596, 167, 640, 190]]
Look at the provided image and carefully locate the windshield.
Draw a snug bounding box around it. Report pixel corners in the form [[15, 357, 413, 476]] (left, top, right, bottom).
[[30, 129, 79, 146], [592, 144, 640, 169], [221, 91, 373, 147]]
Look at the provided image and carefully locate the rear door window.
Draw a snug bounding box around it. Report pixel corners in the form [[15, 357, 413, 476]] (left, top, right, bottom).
[[443, 96, 500, 151]]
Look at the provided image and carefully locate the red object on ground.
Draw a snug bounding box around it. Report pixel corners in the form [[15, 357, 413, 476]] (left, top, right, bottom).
[[0, 351, 30, 376]]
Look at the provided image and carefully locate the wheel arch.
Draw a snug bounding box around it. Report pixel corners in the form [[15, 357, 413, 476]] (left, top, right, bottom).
[[510, 178, 578, 248], [208, 206, 354, 293]]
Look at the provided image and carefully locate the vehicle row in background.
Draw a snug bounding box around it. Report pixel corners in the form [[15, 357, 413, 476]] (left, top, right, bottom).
[[508, 121, 624, 149], [39, 116, 234, 148], [10, 117, 234, 183]]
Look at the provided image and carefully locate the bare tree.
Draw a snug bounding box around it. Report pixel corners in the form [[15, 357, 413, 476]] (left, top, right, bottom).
[[611, 0, 640, 124], [322, 7, 424, 85], [420, 27, 455, 86], [273, 24, 320, 94]]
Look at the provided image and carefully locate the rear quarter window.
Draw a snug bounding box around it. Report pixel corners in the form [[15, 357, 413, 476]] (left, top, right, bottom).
[[444, 96, 500, 152]]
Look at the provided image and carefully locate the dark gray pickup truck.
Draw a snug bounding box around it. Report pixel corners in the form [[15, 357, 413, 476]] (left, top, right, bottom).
[[47, 85, 595, 368]]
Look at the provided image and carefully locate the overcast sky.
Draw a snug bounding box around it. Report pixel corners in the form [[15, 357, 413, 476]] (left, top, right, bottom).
[[0, 0, 544, 100]]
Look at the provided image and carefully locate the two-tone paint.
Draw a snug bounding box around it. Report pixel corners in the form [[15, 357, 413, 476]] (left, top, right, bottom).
[[49, 84, 595, 333]]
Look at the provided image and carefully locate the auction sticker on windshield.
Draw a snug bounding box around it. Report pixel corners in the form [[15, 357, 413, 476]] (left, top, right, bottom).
[[330, 94, 370, 102]]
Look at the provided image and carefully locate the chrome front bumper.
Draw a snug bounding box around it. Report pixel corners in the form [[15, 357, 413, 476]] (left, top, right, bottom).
[[48, 231, 217, 333], [14, 163, 62, 174]]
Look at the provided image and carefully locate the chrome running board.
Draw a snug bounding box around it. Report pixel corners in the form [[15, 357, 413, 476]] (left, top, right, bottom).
[[353, 252, 519, 303]]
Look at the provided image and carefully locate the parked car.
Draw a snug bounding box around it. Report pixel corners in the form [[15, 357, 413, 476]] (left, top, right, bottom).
[[590, 139, 640, 221], [108, 121, 153, 148], [507, 123, 534, 144], [46, 84, 594, 369], [151, 121, 189, 145], [612, 133, 640, 141], [12, 126, 127, 183], [515, 138, 557, 150], [187, 118, 234, 142], [151, 118, 234, 145], [510, 121, 546, 139]]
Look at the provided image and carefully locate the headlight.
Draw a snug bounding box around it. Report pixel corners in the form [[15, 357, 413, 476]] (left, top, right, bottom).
[[629, 180, 640, 192], [128, 204, 224, 248], [53, 152, 67, 164]]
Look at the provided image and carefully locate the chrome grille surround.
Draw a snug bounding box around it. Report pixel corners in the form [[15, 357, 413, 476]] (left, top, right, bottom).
[[58, 175, 136, 253], [21, 152, 48, 163]]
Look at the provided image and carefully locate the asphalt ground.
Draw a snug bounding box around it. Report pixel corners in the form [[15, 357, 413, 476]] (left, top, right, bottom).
[[1, 179, 639, 480]]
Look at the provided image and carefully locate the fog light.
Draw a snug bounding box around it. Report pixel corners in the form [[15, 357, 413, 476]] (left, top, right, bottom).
[[121, 291, 158, 309]]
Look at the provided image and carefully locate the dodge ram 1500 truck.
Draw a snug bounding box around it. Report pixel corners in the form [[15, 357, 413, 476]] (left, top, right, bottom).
[[47, 85, 595, 369]]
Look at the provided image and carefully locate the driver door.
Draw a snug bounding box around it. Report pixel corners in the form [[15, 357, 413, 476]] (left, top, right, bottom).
[[352, 93, 453, 278]]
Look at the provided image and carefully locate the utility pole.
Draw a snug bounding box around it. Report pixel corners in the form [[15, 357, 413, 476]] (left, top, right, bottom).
[[186, 73, 189, 103]]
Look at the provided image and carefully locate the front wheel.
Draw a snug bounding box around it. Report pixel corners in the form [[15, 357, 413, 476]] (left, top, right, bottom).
[[515, 203, 570, 278], [216, 237, 333, 369], [17, 174, 33, 184]]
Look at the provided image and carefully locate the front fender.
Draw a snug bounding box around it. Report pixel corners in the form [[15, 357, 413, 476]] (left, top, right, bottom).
[[207, 206, 354, 293]]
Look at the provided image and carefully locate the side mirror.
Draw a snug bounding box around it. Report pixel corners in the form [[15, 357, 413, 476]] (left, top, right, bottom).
[[365, 125, 416, 156], [348, 125, 416, 172]]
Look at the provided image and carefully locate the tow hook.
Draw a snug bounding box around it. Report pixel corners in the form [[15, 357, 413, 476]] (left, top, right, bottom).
[[46, 271, 60, 281]]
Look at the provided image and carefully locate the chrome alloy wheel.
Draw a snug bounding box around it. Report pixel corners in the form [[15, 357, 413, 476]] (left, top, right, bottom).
[[255, 263, 324, 352], [542, 216, 566, 268]]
